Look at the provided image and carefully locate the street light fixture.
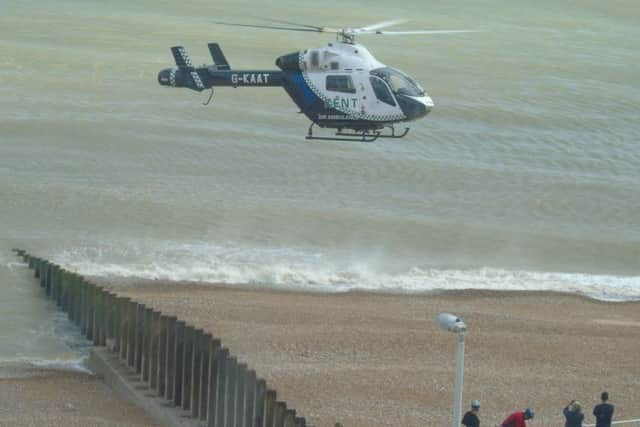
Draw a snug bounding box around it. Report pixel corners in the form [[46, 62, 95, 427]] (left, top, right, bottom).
[[437, 313, 467, 427]]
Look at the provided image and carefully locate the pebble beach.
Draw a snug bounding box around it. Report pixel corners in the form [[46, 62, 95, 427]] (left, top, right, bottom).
[[92, 280, 640, 427]]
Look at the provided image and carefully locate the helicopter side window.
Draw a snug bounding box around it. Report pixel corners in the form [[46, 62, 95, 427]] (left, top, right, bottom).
[[326, 75, 356, 93], [369, 76, 396, 106]]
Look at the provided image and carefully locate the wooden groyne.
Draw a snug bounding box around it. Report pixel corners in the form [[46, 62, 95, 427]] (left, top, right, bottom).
[[12, 249, 312, 427]]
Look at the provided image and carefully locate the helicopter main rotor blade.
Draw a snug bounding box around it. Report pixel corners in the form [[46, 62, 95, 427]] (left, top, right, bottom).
[[357, 19, 408, 32], [212, 21, 321, 33], [212, 19, 479, 42], [260, 18, 325, 31], [369, 29, 480, 35]]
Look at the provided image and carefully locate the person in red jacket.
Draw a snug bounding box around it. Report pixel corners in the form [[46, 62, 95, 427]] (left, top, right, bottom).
[[500, 408, 534, 427]]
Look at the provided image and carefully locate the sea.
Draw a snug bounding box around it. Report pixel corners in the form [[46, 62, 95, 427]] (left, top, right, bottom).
[[1, 0, 638, 366]]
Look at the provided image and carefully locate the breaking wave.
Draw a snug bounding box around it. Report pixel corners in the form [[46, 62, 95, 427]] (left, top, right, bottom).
[[50, 241, 640, 302]]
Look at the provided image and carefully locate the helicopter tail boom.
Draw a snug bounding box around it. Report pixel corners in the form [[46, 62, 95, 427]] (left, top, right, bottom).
[[158, 68, 284, 92], [158, 45, 284, 92]]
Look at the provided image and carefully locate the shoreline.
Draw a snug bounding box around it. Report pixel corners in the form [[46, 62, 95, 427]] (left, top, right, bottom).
[[93, 274, 640, 303]]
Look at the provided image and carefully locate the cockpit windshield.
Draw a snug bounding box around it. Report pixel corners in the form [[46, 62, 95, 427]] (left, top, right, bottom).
[[370, 67, 425, 97]]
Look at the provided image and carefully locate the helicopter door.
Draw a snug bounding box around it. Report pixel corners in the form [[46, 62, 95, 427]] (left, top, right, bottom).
[[369, 76, 396, 106]]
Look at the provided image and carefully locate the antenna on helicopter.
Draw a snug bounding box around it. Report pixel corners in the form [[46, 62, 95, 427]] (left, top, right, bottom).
[[212, 19, 477, 44]]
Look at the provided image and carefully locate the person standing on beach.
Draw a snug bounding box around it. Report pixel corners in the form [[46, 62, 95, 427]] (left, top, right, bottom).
[[564, 400, 584, 427], [500, 408, 534, 427], [593, 392, 614, 427], [462, 400, 481, 427]]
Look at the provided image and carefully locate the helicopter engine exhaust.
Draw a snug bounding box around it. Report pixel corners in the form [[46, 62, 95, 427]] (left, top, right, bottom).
[[275, 52, 302, 71]]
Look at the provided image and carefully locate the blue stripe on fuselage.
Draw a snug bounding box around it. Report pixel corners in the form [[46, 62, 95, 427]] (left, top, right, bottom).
[[292, 72, 315, 106]]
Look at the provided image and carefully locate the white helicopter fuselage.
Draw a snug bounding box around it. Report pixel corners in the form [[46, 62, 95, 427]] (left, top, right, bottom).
[[284, 42, 433, 127]]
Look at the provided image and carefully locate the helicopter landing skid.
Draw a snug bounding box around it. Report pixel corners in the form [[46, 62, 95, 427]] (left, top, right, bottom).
[[305, 123, 380, 142], [376, 125, 410, 139], [333, 125, 410, 140]]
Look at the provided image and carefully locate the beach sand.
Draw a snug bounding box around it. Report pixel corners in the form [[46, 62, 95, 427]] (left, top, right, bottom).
[[89, 280, 640, 427], [0, 366, 161, 426]]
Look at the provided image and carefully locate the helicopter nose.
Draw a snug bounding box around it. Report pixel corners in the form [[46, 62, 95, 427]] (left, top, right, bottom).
[[397, 94, 433, 120], [423, 95, 434, 109]]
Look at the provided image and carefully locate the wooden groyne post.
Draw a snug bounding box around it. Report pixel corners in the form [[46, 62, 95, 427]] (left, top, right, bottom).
[[12, 249, 314, 427]]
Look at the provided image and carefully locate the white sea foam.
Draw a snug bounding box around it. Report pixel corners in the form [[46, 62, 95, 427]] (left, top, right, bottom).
[[0, 356, 91, 376], [51, 242, 640, 302], [3, 261, 28, 270], [0, 250, 28, 269], [28, 356, 91, 373]]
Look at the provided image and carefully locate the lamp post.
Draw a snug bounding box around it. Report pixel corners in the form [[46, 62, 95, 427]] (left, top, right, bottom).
[[437, 313, 467, 427]]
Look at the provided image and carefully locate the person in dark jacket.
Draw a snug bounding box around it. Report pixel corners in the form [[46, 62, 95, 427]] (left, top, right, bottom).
[[462, 400, 480, 427], [593, 391, 615, 427], [564, 400, 584, 427]]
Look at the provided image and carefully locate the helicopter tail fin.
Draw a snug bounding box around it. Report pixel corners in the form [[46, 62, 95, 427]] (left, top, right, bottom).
[[171, 46, 194, 69], [207, 43, 230, 70]]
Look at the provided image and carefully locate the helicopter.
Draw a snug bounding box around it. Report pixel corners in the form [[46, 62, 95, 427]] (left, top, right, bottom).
[[157, 19, 474, 142]]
